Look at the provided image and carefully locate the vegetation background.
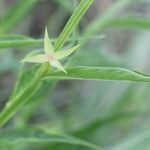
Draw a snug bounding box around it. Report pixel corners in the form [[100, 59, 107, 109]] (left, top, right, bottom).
[[0, 0, 150, 150]]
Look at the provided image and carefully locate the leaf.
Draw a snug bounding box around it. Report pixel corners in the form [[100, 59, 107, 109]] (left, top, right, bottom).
[[54, 0, 94, 51], [44, 28, 54, 54], [0, 34, 43, 48], [0, 128, 102, 150], [0, 35, 100, 49], [0, 38, 43, 49], [43, 66, 150, 82], [107, 18, 150, 30], [21, 54, 47, 63], [55, 44, 80, 60], [0, 34, 32, 40]]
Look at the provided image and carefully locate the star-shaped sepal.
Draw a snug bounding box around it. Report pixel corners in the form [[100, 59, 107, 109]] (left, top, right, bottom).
[[21, 28, 80, 74]]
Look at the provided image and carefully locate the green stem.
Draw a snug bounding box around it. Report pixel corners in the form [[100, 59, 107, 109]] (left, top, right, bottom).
[[0, 79, 41, 127], [0, 64, 49, 127]]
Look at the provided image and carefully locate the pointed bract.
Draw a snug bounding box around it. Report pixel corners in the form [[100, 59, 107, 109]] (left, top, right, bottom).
[[50, 60, 67, 74], [55, 44, 80, 60], [21, 54, 47, 63], [44, 27, 54, 55], [21, 27, 80, 73]]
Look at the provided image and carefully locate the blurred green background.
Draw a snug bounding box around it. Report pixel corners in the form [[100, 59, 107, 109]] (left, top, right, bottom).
[[0, 0, 150, 150]]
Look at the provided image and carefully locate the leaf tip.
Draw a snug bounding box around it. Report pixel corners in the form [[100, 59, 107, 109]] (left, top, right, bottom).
[[45, 26, 48, 33]]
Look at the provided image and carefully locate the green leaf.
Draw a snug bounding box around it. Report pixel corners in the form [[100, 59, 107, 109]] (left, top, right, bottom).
[[107, 18, 150, 29], [0, 35, 101, 49], [54, 0, 94, 51], [55, 44, 80, 60], [0, 34, 32, 40], [0, 38, 43, 49], [0, 128, 102, 150], [0, 34, 43, 49], [43, 66, 150, 82]]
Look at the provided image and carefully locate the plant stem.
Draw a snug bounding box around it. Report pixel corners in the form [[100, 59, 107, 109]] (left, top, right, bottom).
[[0, 79, 42, 127], [0, 64, 49, 127]]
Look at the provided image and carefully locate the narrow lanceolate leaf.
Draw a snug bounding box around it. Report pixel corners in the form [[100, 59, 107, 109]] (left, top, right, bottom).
[[43, 66, 150, 82], [55, 44, 80, 60], [54, 0, 94, 51], [0, 129, 102, 150], [107, 18, 150, 29], [0, 35, 99, 49], [0, 38, 43, 49], [21, 54, 47, 63]]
